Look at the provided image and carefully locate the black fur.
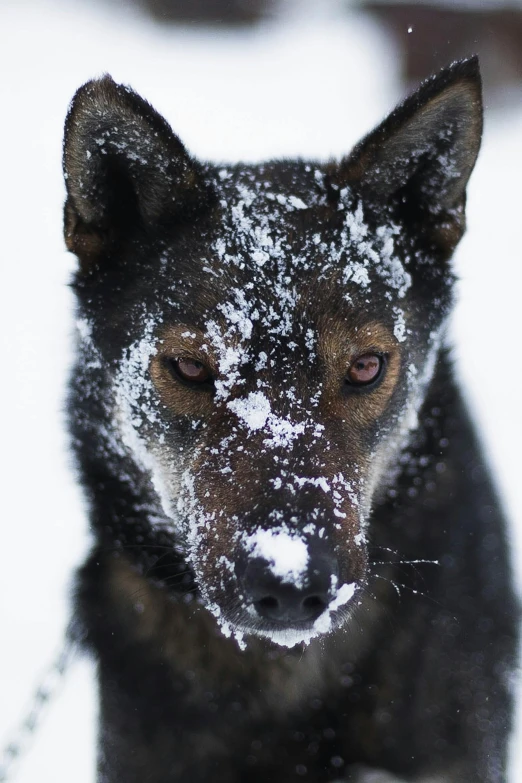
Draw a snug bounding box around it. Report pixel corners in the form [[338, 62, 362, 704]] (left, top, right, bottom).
[[64, 57, 518, 782]]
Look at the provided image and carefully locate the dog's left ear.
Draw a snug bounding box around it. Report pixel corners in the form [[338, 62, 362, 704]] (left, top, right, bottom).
[[337, 57, 482, 251], [63, 75, 210, 270]]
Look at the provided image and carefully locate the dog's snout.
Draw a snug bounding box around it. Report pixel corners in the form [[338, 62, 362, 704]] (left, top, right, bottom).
[[240, 552, 338, 625]]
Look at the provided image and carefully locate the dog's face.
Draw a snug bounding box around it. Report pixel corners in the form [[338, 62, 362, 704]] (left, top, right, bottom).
[[64, 60, 482, 647]]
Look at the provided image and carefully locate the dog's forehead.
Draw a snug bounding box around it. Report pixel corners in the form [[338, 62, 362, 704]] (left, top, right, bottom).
[[204, 163, 330, 295], [160, 163, 412, 341]]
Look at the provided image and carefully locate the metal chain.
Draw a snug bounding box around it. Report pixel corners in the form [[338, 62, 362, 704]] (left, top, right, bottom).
[[0, 628, 77, 782]]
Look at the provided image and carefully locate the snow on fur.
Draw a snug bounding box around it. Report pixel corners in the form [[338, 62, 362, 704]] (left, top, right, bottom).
[[245, 527, 310, 588]]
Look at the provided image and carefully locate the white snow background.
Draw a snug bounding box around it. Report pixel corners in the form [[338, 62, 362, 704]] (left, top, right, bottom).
[[0, 0, 521, 780]]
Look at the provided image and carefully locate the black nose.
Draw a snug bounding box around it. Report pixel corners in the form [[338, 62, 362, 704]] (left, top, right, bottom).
[[241, 553, 338, 625]]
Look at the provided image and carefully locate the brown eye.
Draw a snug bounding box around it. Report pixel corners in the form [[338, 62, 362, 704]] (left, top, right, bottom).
[[170, 358, 212, 384], [346, 353, 384, 387]]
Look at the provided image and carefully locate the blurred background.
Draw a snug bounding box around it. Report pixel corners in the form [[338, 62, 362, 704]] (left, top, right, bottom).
[[1, 0, 521, 780]]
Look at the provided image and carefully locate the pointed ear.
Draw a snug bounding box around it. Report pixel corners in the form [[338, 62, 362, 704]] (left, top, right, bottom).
[[63, 76, 210, 268], [336, 57, 483, 251]]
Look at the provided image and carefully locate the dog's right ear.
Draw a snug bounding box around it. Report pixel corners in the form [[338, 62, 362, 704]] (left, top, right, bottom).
[[333, 57, 483, 254], [63, 76, 210, 270]]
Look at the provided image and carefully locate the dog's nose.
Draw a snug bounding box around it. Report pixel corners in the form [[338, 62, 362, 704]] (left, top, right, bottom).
[[241, 553, 337, 625]]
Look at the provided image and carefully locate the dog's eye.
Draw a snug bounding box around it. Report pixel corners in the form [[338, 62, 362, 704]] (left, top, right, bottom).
[[346, 353, 384, 387], [169, 358, 212, 385]]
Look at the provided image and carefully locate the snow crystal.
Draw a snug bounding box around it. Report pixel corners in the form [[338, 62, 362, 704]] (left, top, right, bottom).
[[345, 263, 370, 288], [255, 351, 268, 371], [227, 391, 271, 431], [217, 297, 255, 341], [393, 307, 407, 342], [225, 388, 309, 449], [245, 527, 309, 588], [312, 582, 356, 634], [112, 319, 159, 441], [333, 198, 412, 304], [288, 195, 307, 210], [263, 415, 305, 449], [207, 600, 246, 650], [294, 476, 330, 494], [252, 249, 269, 266]]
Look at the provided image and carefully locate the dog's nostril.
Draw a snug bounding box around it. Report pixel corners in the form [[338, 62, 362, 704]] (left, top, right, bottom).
[[240, 550, 339, 625], [256, 596, 279, 612], [253, 590, 327, 623], [302, 594, 327, 613]]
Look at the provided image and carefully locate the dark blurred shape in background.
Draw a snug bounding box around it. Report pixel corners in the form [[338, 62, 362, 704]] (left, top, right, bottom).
[[363, 0, 522, 98], [141, 0, 275, 24], [129, 0, 522, 103]]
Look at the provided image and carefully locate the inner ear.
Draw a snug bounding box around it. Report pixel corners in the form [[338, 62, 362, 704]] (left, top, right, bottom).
[[333, 57, 483, 250], [63, 75, 211, 269]]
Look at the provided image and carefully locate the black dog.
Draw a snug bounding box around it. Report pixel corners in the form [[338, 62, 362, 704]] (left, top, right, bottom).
[[63, 57, 518, 782]]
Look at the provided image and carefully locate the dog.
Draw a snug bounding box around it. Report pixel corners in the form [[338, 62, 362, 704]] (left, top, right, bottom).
[[63, 56, 518, 782]]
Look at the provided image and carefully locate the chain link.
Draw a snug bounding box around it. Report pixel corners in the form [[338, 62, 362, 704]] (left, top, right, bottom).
[[0, 630, 77, 782]]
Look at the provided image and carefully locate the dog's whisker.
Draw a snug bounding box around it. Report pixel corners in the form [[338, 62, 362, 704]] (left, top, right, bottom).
[[367, 544, 401, 557], [371, 573, 403, 600], [369, 558, 440, 566], [147, 562, 192, 575], [103, 544, 176, 551]]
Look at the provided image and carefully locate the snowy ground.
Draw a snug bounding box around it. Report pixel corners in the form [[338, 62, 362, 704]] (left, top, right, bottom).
[[0, 1, 521, 781]]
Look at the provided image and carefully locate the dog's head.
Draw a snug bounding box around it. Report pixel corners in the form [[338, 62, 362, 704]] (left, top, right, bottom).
[[64, 59, 482, 648]]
